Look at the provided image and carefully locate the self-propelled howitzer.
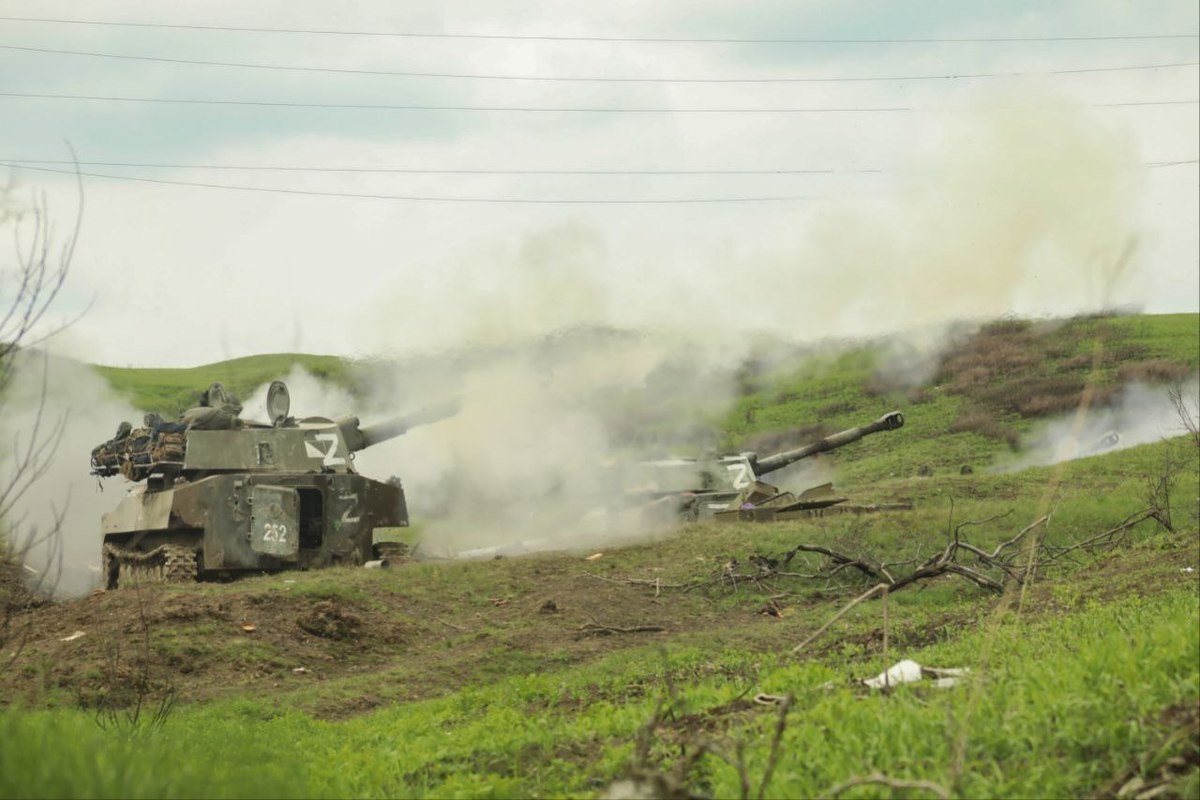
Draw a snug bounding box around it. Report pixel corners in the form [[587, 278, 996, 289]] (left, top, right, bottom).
[[626, 411, 905, 520], [92, 382, 458, 588]]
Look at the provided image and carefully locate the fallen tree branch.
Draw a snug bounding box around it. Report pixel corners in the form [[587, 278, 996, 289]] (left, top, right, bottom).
[[826, 773, 951, 799], [756, 693, 793, 800], [791, 583, 889, 654], [581, 571, 703, 591], [578, 622, 666, 636], [1043, 508, 1166, 560], [587, 507, 1167, 612]]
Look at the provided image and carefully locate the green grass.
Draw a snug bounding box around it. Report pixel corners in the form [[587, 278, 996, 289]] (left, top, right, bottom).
[[94, 353, 356, 416], [3, 582, 1195, 798], [2, 312, 1197, 798]]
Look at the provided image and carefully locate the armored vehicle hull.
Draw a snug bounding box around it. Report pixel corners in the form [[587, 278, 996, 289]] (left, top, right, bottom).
[[101, 472, 406, 588]]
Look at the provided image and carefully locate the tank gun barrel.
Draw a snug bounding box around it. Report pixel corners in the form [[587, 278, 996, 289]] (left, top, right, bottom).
[[753, 411, 904, 476], [339, 399, 460, 452]]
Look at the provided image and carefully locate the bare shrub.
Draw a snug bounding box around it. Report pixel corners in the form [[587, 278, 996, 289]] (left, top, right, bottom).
[[1168, 383, 1199, 449], [1059, 354, 1094, 372], [1117, 360, 1193, 385], [931, 313, 1181, 423], [1, 168, 83, 673], [814, 401, 857, 418], [88, 585, 177, 736], [905, 386, 931, 404], [948, 412, 1020, 447]]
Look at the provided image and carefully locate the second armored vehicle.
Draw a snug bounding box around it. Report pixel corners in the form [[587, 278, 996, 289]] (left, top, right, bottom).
[[624, 411, 906, 520]]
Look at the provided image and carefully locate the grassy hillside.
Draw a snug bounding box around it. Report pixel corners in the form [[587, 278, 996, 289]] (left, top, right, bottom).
[[94, 353, 356, 417], [721, 313, 1198, 484], [2, 312, 1196, 798]]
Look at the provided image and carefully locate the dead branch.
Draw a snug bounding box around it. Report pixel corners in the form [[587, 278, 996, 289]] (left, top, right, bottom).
[[756, 693, 792, 800], [578, 622, 667, 636], [1043, 508, 1168, 559], [783, 544, 892, 582], [432, 617, 467, 631], [588, 503, 1170, 622], [1167, 382, 1199, 449], [2, 172, 83, 675], [581, 571, 700, 591], [791, 583, 889, 654], [826, 773, 951, 799]]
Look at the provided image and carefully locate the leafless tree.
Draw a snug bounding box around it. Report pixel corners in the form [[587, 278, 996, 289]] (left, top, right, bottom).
[[1167, 381, 1199, 450], [1, 169, 83, 671]]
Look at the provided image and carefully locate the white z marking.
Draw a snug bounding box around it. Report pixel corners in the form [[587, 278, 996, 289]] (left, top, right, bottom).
[[304, 432, 346, 466], [725, 462, 751, 489]]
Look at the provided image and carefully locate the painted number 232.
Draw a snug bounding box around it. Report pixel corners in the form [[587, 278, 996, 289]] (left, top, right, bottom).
[[262, 522, 289, 543]]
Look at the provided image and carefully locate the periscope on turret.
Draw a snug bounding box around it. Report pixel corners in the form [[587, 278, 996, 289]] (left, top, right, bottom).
[[90, 381, 459, 588]]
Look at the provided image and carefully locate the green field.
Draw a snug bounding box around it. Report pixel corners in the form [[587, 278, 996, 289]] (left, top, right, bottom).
[[2, 312, 1197, 798]]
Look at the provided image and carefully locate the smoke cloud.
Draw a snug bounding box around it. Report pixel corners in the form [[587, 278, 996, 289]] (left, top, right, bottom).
[[1001, 377, 1200, 471], [319, 90, 1154, 555], [1, 352, 141, 597], [3, 89, 1159, 576], [347, 336, 744, 554]]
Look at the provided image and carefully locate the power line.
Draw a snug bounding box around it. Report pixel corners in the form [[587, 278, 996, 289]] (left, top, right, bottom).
[[1, 15, 1196, 43], [0, 159, 885, 175], [2, 42, 1196, 83], [0, 162, 814, 204], [2, 90, 1196, 113], [2, 158, 1195, 175], [5, 160, 1194, 205]]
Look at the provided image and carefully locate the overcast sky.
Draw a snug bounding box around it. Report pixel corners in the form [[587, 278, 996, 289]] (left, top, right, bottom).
[[2, 0, 1197, 367]]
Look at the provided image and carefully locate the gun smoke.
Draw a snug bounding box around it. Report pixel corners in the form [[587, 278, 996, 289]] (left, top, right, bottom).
[[1000, 376, 1200, 471], [2, 90, 1164, 578], [1, 353, 140, 596]]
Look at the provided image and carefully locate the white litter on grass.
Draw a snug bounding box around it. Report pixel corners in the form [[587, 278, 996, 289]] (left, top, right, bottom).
[[863, 660, 970, 690], [59, 631, 86, 642]]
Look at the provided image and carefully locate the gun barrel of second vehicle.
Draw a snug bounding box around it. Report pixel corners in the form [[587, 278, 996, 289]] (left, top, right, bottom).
[[339, 399, 461, 452], [754, 411, 905, 476]]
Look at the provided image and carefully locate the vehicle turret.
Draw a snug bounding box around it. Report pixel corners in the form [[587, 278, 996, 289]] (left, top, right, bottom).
[[90, 382, 459, 481]]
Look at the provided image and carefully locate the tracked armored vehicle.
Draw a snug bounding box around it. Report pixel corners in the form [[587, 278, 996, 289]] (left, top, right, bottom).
[[90, 381, 456, 588], [627, 411, 905, 520]]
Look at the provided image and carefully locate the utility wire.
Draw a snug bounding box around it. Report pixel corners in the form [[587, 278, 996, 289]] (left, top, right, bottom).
[[4, 161, 1194, 205], [0, 162, 814, 204], [0, 16, 1196, 43], [2, 90, 1195, 113], [0, 159, 886, 175], [1, 43, 1196, 83], [2, 158, 1195, 175]]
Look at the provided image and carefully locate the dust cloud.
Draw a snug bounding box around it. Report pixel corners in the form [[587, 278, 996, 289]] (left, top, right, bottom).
[[1000, 376, 1200, 471], [348, 337, 743, 555], [0, 352, 141, 597], [3, 90, 1156, 575], [814, 88, 1145, 390], [342, 90, 1150, 554]]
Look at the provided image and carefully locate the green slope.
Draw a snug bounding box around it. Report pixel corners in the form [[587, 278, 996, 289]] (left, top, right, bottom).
[[3, 311, 1192, 798], [94, 353, 355, 416]]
